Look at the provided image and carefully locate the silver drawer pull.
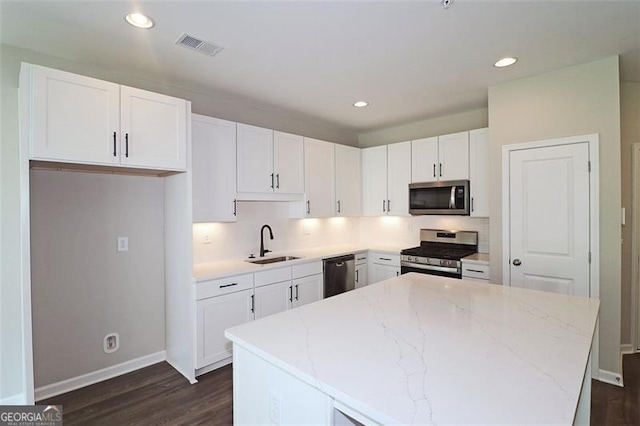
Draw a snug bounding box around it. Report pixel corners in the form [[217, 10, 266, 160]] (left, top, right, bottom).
[[465, 269, 484, 274], [379, 257, 392, 261], [219, 282, 238, 288], [357, 257, 367, 261]]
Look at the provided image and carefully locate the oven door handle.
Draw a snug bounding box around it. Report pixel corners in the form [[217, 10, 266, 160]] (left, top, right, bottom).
[[401, 261, 459, 274]]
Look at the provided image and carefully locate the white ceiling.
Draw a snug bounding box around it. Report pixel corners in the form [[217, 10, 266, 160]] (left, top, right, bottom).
[[2, 1, 639, 133]]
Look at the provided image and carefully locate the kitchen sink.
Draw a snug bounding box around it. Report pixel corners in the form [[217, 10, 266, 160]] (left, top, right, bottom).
[[247, 256, 302, 265]]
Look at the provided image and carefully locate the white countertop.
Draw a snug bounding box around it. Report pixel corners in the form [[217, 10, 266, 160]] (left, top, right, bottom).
[[193, 244, 404, 282], [226, 273, 599, 425], [461, 252, 490, 264]]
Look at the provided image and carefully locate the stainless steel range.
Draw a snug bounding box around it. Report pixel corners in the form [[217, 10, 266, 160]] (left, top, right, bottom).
[[401, 229, 478, 279]]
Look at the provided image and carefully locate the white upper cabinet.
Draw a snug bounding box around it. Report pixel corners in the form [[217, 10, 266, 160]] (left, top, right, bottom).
[[411, 137, 438, 183], [469, 128, 489, 217], [411, 132, 469, 182], [236, 125, 304, 196], [120, 86, 188, 170], [362, 143, 410, 216], [304, 138, 335, 218], [334, 144, 362, 216], [438, 131, 469, 181], [236, 124, 274, 193], [273, 131, 304, 194], [386, 141, 411, 216], [192, 114, 237, 223], [362, 145, 388, 215], [23, 63, 188, 171]]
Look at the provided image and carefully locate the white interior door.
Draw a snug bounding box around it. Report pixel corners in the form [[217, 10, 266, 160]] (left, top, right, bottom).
[[508, 142, 590, 296]]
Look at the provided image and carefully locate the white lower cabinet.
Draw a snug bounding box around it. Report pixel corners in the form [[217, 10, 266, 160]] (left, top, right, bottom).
[[196, 288, 254, 369], [292, 273, 323, 307], [254, 280, 292, 319], [368, 252, 401, 285], [196, 262, 323, 371], [355, 253, 369, 289]]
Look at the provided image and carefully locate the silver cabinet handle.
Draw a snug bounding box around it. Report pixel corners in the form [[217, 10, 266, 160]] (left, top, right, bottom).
[[276, 174, 280, 189], [356, 269, 359, 283], [471, 197, 474, 212], [433, 164, 436, 178], [270, 173, 274, 189], [295, 284, 299, 301], [383, 200, 386, 212], [250, 295, 255, 313], [387, 199, 391, 212], [512, 259, 522, 266], [465, 269, 484, 273], [289, 286, 293, 303], [233, 199, 237, 216], [337, 200, 341, 214], [306, 200, 311, 215], [439, 163, 442, 177]]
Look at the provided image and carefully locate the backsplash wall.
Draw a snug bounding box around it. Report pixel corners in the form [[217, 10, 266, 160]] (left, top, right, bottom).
[[193, 201, 360, 264], [194, 201, 490, 265], [359, 215, 490, 252]]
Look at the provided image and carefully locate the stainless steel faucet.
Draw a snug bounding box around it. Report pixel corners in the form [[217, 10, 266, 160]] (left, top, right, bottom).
[[260, 224, 274, 257]]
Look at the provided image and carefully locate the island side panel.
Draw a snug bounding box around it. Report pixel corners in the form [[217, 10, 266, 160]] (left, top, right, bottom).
[[233, 344, 333, 424]]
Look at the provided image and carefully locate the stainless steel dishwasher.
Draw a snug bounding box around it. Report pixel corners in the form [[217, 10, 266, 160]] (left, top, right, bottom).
[[323, 254, 355, 298]]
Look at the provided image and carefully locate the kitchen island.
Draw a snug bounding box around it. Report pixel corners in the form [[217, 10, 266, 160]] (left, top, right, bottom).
[[225, 273, 599, 425]]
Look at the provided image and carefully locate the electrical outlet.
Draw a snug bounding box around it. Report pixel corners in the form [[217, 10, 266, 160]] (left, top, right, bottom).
[[203, 232, 212, 244], [104, 333, 119, 353], [117, 237, 128, 252], [269, 391, 281, 425]]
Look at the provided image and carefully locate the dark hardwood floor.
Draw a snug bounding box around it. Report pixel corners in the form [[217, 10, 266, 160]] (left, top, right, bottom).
[[592, 353, 640, 425], [41, 354, 640, 425]]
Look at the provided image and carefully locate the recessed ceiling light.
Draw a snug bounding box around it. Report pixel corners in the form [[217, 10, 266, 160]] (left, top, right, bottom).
[[494, 57, 517, 68], [353, 101, 369, 108], [125, 13, 154, 29]]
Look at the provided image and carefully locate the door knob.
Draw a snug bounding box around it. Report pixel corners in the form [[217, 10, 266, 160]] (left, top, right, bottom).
[[512, 259, 522, 266]]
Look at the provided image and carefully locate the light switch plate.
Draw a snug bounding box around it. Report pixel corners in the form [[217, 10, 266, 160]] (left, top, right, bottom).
[[117, 237, 128, 252]]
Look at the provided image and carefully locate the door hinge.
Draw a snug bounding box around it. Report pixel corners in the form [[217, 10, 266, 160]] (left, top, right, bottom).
[[588, 251, 591, 263], [588, 161, 591, 172]]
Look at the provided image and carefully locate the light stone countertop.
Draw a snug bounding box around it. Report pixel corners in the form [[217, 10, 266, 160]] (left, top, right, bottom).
[[226, 273, 599, 425], [193, 244, 405, 282], [461, 252, 490, 264]]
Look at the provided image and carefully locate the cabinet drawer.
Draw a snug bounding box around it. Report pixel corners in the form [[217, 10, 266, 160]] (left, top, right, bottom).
[[370, 253, 400, 266], [197, 273, 254, 300], [255, 267, 292, 288], [355, 253, 368, 265], [292, 261, 322, 279], [461, 263, 490, 280]]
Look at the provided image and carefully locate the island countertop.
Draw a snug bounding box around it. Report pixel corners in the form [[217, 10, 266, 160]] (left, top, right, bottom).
[[226, 273, 599, 425]]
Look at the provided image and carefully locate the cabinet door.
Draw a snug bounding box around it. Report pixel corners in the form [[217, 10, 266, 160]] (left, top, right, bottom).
[[387, 141, 411, 216], [273, 131, 304, 194], [370, 264, 400, 285], [292, 274, 323, 308], [120, 85, 188, 170], [438, 131, 469, 181], [30, 64, 120, 165], [197, 289, 253, 368], [304, 138, 335, 217], [192, 115, 237, 222], [237, 124, 274, 193], [469, 128, 489, 217], [335, 144, 362, 216], [254, 281, 292, 320], [362, 146, 388, 216], [355, 264, 368, 289], [411, 137, 438, 183]]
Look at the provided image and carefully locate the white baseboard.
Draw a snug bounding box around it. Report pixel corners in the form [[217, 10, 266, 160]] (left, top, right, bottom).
[[598, 368, 624, 387], [0, 393, 27, 405], [621, 344, 635, 355], [35, 350, 166, 401], [195, 357, 232, 377]]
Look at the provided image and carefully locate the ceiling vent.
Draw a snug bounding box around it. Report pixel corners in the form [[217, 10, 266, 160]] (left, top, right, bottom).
[[175, 33, 224, 57]]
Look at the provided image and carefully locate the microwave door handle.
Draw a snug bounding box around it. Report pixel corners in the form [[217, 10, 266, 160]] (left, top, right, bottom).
[[449, 186, 456, 208]]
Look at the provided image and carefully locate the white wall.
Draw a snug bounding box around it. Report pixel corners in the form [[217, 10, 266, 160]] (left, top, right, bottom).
[[193, 202, 360, 264], [620, 82, 640, 345], [29, 170, 165, 388], [359, 216, 489, 254], [358, 108, 488, 148], [488, 56, 622, 375]]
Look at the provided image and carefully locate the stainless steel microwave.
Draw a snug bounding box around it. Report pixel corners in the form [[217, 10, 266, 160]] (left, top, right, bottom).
[[409, 180, 470, 215]]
